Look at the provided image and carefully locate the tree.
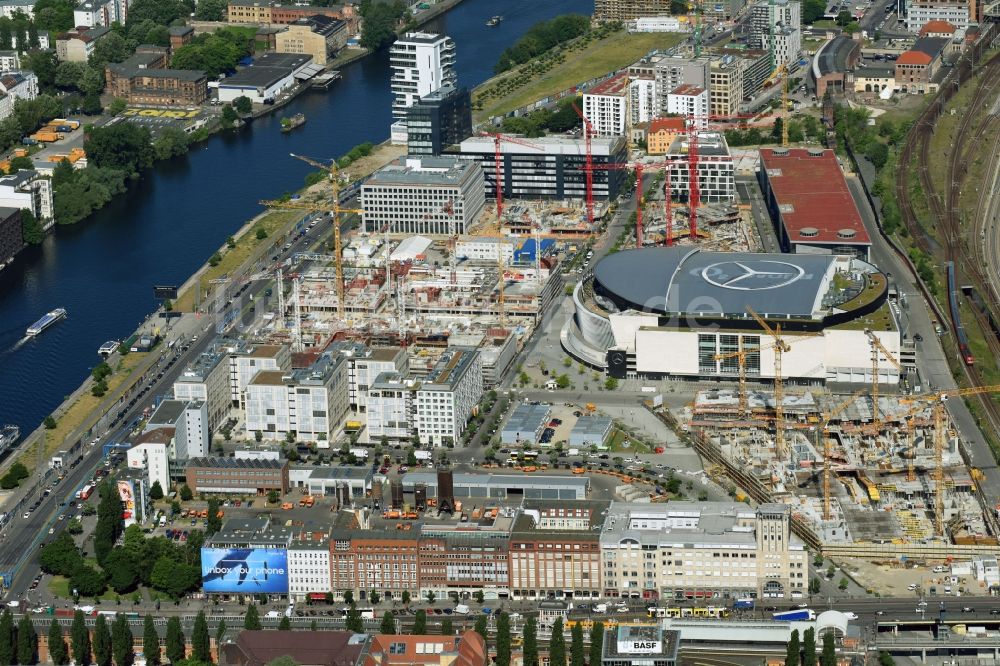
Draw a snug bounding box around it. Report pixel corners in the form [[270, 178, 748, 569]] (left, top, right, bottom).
[[472, 615, 488, 641], [440, 618, 453, 636], [89, 615, 108, 666], [820, 632, 836, 666], [358, 0, 407, 50], [143, 615, 160, 666], [836, 9, 853, 25], [71, 610, 91, 666], [194, 0, 228, 20], [425, 591, 435, 604], [549, 617, 566, 666], [152, 126, 190, 161], [244, 605, 261, 631], [401, 590, 410, 605], [784, 628, 800, 666], [278, 616, 291, 631], [112, 613, 133, 666], [802, 627, 816, 666], [147, 480, 164, 501], [838, 577, 849, 590], [206, 498, 221, 535], [345, 603, 363, 633], [603, 377, 618, 391], [0, 609, 12, 666], [108, 98, 127, 116], [43, 415, 56, 429], [877, 652, 895, 666], [215, 620, 227, 646], [16, 615, 36, 665], [32, 0, 75, 32], [149, 557, 200, 599], [588, 621, 604, 666], [71, 563, 108, 598], [380, 611, 395, 634], [95, 480, 124, 565], [104, 548, 139, 593], [17, 206, 43, 245], [555, 374, 570, 389], [191, 611, 209, 662], [48, 619, 68, 665], [522, 617, 538, 666], [495, 14, 590, 72], [368, 590, 380, 605], [84, 123, 154, 175], [164, 617, 184, 664], [809, 577, 821, 594], [40, 532, 83, 576], [412, 610, 427, 635], [179, 484, 193, 501], [495, 612, 511, 666], [233, 96, 252, 115], [569, 620, 584, 666]]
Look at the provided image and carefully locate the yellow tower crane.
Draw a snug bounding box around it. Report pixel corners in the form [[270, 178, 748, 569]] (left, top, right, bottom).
[[713, 334, 816, 419], [747, 306, 792, 460], [260, 153, 363, 321], [865, 329, 904, 426], [898, 383, 1000, 536]]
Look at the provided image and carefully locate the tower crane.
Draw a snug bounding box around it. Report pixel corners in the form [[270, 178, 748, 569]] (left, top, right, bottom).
[[478, 132, 546, 228], [572, 103, 595, 227], [898, 383, 1000, 536], [713, 333, 816, 419], [260, 153, 363, 321], [746, 306, 792, 460], [865, 329, 904, 427]]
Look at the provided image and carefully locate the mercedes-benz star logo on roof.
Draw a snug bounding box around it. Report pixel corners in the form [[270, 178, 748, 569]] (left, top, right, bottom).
[[700, 261, 805, 290]]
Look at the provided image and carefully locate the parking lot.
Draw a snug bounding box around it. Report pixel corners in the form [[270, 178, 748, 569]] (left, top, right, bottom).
[[117, 107, 209, 135]]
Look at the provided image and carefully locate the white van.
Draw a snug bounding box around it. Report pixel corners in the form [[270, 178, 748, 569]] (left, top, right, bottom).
[[454, 604, 470, 615], [593, 603, 608, 614]]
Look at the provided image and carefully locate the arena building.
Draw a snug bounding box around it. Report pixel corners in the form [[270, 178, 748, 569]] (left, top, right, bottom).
[[563, 247, 900, 385]]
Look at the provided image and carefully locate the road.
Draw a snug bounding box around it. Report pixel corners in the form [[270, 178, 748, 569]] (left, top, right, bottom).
[[0, 206, 339, 602], [845, 174, 1000, 511]]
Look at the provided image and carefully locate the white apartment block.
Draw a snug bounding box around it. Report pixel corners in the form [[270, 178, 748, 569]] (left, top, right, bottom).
[[73, 0, 130, 27], [0, 169, 52, 228], [365, 372, 417, 442], [749, 0, 801, 49], [0, 71, 36, 123], [761, 28, 802, 67], [244, 353, 350, 446], [331, 343, 408, 413], [0, 51, 18, 71], [0, 0, 35, 18], [288, 541, 332, 600], [173, 350, 230, 434], [906, 0, 969, 31], [454, 237, 515, 263], [126, 440, 170, 491], [389, 31, 456, 120], [145, 399, 209, 461], [628, 76, 657, 125], [413, 348, 482, 447], [599, 502, 809, 600], [227, 343, 291, 407], [582, 73, 628, 136], [652, 54, 710, 114], [666, 84, 709, 126], [361, 156, 485, 236], [664, 132, 736, 203]]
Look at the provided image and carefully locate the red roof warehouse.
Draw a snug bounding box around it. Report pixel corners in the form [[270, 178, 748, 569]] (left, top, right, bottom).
[[757, 147, 871, 260]]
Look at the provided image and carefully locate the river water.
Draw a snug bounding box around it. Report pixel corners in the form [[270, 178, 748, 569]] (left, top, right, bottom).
[[0, 0, 592, 430]]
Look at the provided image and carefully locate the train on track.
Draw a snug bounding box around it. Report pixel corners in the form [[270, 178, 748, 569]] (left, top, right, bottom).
[[946, 261, 975, 366]]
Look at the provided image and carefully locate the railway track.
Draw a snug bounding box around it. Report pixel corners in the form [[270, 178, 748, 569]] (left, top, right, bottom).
[[895, 26, 1000, 433]]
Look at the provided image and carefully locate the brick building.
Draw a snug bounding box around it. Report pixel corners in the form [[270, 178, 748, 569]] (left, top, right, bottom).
[[329, 531, 421, 602], [105, 46, 207, 106], [894, 37, 948, 93], [185, 456, 289, 495], [508, 500, 606, 600], [0, 207, 22, 269]]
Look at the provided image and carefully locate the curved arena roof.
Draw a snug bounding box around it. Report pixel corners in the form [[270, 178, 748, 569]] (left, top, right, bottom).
[[592, 248, 838, 319]]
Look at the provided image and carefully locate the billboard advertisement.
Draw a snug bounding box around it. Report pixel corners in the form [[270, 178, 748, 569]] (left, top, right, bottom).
[[200, 548, 289, 594], [117, 480, 136, 528]]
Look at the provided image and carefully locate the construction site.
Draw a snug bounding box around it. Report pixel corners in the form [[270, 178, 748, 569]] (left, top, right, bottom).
[[667, 311, 1000, 559]]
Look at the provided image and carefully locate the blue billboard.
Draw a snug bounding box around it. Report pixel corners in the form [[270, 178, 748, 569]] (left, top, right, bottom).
[[201, 548, 289, 594]]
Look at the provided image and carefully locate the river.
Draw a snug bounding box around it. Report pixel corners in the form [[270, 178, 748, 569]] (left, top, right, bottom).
[[0, 0, 593, 431]]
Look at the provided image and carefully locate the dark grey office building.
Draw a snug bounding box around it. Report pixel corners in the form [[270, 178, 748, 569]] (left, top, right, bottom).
[[406, 84, 472, 155], [0, 207, 22, 267]]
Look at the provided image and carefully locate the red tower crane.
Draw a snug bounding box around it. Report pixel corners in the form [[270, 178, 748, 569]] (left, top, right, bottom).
[[571, 103, 595, 227], [478, 132, 544, 227]]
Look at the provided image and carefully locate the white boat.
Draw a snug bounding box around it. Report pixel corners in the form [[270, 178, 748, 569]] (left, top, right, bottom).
[[0, 425, 18, 453], [26, 308, 66, 336]]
